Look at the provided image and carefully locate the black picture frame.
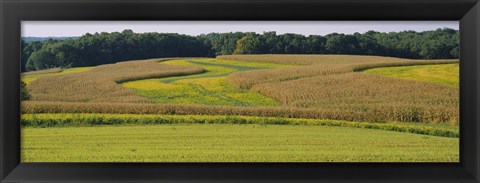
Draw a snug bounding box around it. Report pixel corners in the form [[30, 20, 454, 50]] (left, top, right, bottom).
[[1, 0, 479, 182]]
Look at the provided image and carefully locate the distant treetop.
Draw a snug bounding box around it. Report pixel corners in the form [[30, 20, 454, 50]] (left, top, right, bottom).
[[21, 28, 459, 71]]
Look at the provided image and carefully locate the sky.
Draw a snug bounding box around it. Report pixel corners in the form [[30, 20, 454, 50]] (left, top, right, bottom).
[[21, 21, 459, 37]]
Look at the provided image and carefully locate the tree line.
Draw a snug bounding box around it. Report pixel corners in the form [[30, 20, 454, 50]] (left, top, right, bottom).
[[22, 28, 459, 71]]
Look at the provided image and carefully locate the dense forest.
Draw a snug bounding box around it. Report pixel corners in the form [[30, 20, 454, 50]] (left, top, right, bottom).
[[22, 36, 78, 43], [22, 28, 459, 71]]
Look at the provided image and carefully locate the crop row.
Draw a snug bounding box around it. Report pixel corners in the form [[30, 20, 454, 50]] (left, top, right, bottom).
[[21, 113, 458, 137], [22, 101, 456, 124]]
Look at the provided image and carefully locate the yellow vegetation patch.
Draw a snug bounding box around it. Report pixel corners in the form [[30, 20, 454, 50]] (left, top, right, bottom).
[[363, 64, 459, 88], [177, 77, 226, 91], [122, 58, 289, 107], [122, 79, 181, 90]]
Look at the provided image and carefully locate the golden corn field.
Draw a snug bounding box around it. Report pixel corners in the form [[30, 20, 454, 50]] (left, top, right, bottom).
[[22, 55, 459, 124], [221, 55, 459, 124], [251, 72, 458, 124]]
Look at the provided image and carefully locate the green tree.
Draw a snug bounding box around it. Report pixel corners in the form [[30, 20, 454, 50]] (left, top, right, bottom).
[[306, 35, 327, 54], [26, 50, 57, 70], [233, 34, 262, 54], [20, 81, 30, 101]]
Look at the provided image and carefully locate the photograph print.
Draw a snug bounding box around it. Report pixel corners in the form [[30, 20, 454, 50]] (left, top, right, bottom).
[[20, 21, 459, 162]]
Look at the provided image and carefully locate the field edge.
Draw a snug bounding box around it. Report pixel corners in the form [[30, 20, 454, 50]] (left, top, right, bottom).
[[21, 113, 459, 138]]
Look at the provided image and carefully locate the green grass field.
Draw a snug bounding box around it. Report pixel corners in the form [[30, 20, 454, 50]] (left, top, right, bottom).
[[363, 64, 459, 88], [122, 59, 291, 106], [21, 124, 458, 162]]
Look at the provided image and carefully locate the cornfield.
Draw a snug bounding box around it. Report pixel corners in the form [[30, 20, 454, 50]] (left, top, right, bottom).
[[22, 55, 459, 124], [224, 55, 458, 89], [252, 72, 458, 124], [26, 58, 205, 103], [222, 55, 459, 124], [22, 101, 457, 123]]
